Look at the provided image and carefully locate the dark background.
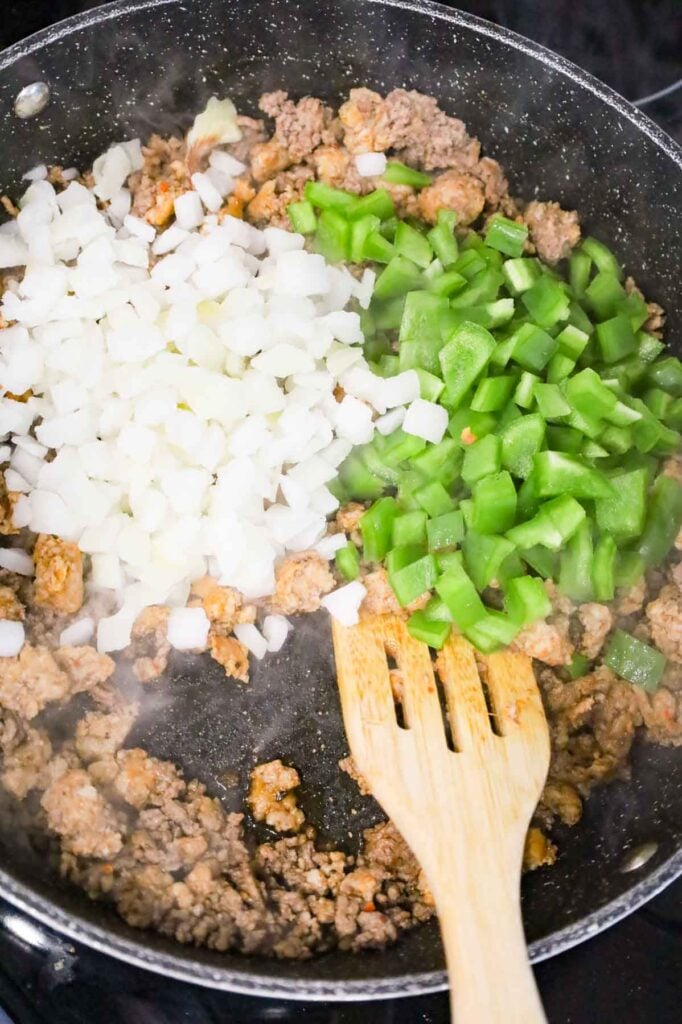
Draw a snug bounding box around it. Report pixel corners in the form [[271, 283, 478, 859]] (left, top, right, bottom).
[[0, 1, 681, 1022]]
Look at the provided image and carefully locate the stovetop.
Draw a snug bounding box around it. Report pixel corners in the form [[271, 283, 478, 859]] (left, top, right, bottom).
[[0, 1, 680, 1022]]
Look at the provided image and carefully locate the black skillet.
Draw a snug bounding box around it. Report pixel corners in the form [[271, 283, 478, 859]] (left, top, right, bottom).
[[0, 0, 680, 1001]]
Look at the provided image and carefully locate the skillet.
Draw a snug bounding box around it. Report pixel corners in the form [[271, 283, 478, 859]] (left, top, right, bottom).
[[0, 0, 680, 1000]]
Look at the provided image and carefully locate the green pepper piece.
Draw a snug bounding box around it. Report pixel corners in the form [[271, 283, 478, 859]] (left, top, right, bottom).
[[304, 180, 357, 211], [620, 290, 649, 331], [423, 595, 455, 622], [392, 510, 428, 548], [565, 367, 618, 420], [462, 531, 515, 591], [438, 321, 496, 408], [389, 553, 438, 607], [643, 388, 673, 420], [287, 199, 317, 234], [447, 406, 497, 443], [374, 255, 423, 299], [568, 653, 590, 679], [314, 209, 350, 263], [584, 270, 626, 320], [485, 215, 529, 258], [595, 313, 637, 364], [502, 256, 540, 295], [534, 451, 615, 499], [428, 269, 468, 297], [339, 454, 385, 499], [546, 426, 583, 454], [347, 188, 396, 221], [381, 429, 427, 466], [413, 368, 445, 403], [569, 250, 592, 297], [558, 519, 594, 602], [427, 209, 459, 268], [382, 161, 432, 188], [462, 434, 502, 486], [464, 611, 520, 653], [349, 214, 381, 263], [521, 545, 559, 578], [412, 438, 462, 485], [534, 383, 571, 420], [398, 291, 449, 374], [435, 550, 463, 573], [648, 356, 682, 397], [500, 413, 546, 479], [386, 544, 426, 575], [592, 534, 617, 601], [426, 511, 465, 551], [472, 471, 517, 534], [504, 576, 552, 626], [335, 543, 360, 581], [556, 324, 590, 359], [362, 230, 396, 264], [394, 221, 434, 269], [614, 551, 645, 589], [546, 353, 577, 384], [414, 480, 456, 517], [581, 236, 623, 279], [454, 249, 487, 281], [435, 561, 487, 629], [636, 332, 665, 364], [471, 375, 516, 413], [595, 467, 647, 543], [513, 371, 539, 409], [510, 322, 558, 372], [637, 474, 682, 567], [406, 610, 451, 649], [360, 497, 399, 562], [604, 630, 665, 691], [521, 275, 570, 328]]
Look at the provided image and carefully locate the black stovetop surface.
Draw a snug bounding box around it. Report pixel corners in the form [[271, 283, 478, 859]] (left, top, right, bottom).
[[0, 2, 680, 1022]]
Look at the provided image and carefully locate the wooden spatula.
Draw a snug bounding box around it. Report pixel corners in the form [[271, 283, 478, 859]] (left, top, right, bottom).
[[332, 614, 550, 1023]]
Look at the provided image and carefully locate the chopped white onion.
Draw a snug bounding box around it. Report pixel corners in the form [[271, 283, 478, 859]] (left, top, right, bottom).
[[0, 620, 25, 657], [402, 398, 449, 444], [354, 152, 387, 177], [234, 622, 268, 660], [0, 547, 34, 575], [262, 614, 291, 652], [59, 616, 95, 646], [321, 581, 367, 627], [167, 606, 210, 651]]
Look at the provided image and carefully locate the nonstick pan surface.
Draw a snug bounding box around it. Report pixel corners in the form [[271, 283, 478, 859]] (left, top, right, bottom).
[[0, 0, 680, 1000]]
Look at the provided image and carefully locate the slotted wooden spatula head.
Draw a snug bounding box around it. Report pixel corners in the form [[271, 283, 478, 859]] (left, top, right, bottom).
[[333, 614, 550, 1024]]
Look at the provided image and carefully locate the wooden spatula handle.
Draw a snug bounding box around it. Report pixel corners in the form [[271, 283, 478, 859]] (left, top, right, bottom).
[[435, 854, 547, 1024]]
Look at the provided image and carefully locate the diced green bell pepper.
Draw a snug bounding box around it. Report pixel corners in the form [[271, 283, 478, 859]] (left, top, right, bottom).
[[500, 413, 546, 479], [426, 511, 465, 551], [392, 510, 428, 548], [471, 471, 517, 534], [406, 610, 451, 649], [471, 374, 516, 412], [464, 611, 520, 653], [510, 322, 559, 372], [382, 161, 432, 188], [287, 199, 317, 234], [414, 480, 456, 517], [462, 433, 502, 486], [534, 451, 615, 499], [336, 543, 360, 581], [558, 519, 594, 602], [462, 531, 516, 590], [373, 255, 423, 299], [360, 497, 399, 561], [435, 561, 487, 629], [595, 313, 637, 364], [604, 629, 665, 691], [389, 553, 438, 607], [394, 221, 434, 269], [438, 321, 497, 408], [591, 534, 617, 601], [594, 467, 647, 543], [637, 474, 682, 567], [485, 215, 528, 258], [505, 575, 552, 625], [521, 275, 570, 328]]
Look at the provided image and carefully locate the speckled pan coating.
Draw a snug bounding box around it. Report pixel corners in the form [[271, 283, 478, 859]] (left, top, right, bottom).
[[0, 0, 680, 1002]]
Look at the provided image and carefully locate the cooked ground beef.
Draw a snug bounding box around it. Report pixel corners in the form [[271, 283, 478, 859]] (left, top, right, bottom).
[[247, 759, 305, 833], [523, 200, 582, 263], [33, 534, 84, 615], [267, 552, 334, 615]]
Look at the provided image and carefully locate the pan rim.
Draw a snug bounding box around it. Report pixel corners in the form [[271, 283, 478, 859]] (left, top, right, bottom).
[[0, 0, 681, 1000], [1, 846, 681, 999]]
